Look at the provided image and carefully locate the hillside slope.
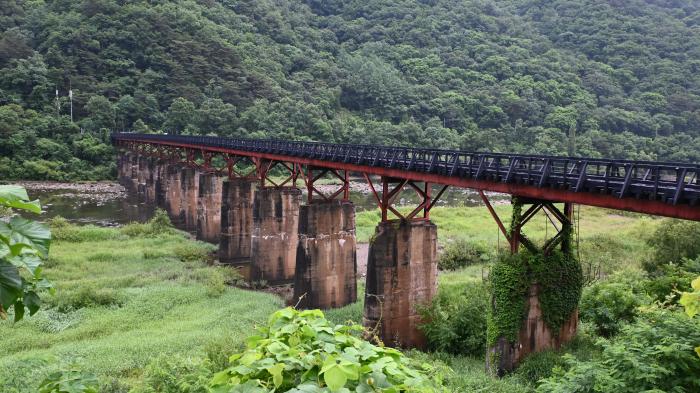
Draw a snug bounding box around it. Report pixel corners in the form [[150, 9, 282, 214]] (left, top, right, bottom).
[[1, 0, 699, 180]]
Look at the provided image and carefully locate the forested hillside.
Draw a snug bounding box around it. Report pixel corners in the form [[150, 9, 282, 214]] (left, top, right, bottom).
[[2, 0, 700, 180]]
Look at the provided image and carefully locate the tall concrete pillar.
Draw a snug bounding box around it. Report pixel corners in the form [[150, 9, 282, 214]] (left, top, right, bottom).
[[293, 201, 357, 309], [179, 167, 199, 233], [219, 179, 256, 278], [136, 155, 149, 201], [144, 158, 157, 205], [154, 161, 168, 209], [250, 187, 301, 285], [488, 287, 578, 375], [363, 220, 438, 349], [117, 152, 130, 187], [197, 173, 223, 244], [165, 165, 184, 227], [126, 153, 139, 193]]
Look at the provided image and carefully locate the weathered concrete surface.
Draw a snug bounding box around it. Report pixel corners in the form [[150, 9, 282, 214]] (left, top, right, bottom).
[[488, 285, 578, 376], [251, 187, 301, 285], [363, 220, 438, 349], [219, 179, 257, 279], [293, 201, 357, 309], [164, 165, 184, 226], [154, 161, 168, 209], [197, 173, 223, 244], [179, 167, 199, 233], [136, 155, 149, 202]]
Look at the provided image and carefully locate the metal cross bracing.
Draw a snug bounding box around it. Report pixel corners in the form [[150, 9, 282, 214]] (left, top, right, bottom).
[[112, 133, 700, 221]]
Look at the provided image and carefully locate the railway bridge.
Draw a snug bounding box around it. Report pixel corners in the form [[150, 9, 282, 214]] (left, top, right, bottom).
[[112, 132, 700, 373]]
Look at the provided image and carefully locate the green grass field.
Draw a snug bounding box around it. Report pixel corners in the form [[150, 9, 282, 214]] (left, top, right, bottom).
[[0, 223, 283, 391], [0, 204, 658, 391]]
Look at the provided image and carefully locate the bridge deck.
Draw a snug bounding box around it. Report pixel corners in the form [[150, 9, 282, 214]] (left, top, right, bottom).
[[111, 133, 700, 220]]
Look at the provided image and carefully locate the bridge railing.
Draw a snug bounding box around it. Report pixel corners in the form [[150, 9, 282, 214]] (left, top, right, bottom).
[[111, 133, 700, 206]]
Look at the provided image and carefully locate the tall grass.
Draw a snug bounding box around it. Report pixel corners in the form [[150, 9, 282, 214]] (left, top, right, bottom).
[[0, 220, 281, 390]]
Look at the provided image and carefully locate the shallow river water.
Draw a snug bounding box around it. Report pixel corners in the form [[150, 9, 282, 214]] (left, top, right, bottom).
[[12, 180, 509, 226]]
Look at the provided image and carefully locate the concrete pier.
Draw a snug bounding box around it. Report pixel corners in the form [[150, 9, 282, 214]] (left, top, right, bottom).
[[293, 201, 357, 309], [154, 161, 168, 209], [250, 187, 301, 285], [363, 220, 438, 349], [197, 173, 223, 244], [180, 167, 199, 233], [219, 179, 256, 278], [488, 287, 579, 375], [164, 165, 184, 226], [136, 155, 149, 202]]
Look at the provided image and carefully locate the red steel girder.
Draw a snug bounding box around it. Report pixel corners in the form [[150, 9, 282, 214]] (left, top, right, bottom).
[[115, 139, 700, 221]]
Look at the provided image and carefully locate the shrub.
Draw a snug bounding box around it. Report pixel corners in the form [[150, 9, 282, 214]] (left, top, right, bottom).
[[579, 280, 643, 337], [38, 366, 99, 393], [537, 307, 700, 392], [211, 308, 447, 392], [133, 354, 212, 393], [419, 282, 488, 356], [438, 239, 492, 270], [643, 264, 695, 304], [515, 350, 564, 386], [174, 242, 215, 263], [120, 209, 174, 238], [644, 219, 700, 273]]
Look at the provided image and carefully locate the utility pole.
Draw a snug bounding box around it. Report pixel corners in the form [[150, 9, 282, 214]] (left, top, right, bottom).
[[69, 84, 74, 123], [55, 88, 60, 116]]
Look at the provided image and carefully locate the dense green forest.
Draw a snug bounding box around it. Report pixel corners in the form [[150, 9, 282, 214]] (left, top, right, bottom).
[[2, 0, 700, 180]]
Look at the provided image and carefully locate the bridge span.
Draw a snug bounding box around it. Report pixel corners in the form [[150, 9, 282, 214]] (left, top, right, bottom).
[[112, 132, 699, 374]]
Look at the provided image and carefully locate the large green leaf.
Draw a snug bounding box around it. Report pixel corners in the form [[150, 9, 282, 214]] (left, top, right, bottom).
[[0, 216, 51, 257], [0, 261, 22, 310], [0, 185, 41, 214]]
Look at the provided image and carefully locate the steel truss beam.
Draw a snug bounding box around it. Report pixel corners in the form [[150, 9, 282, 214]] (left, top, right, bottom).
[[480, 192, 573, 254], [364, 175, 448, 222]]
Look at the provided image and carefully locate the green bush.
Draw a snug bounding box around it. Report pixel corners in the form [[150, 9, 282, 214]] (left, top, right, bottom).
[[174, 242, 215, 263], [644, 219, 700, 273], [515, 350, 564, 386], [133, 354, 212, 393], [537, 307, 700, 393], [211, 307, 447, 392], [643, 264, 695, 304], [579, 280, 644, 337], [38, 366, 99, 393], [438, 240, 492, 270], [120, 209, 174, 238], [419, 282, 488, 356]]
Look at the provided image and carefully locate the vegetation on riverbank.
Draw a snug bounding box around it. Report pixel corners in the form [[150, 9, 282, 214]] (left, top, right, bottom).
[[1, 203, 699, 391]]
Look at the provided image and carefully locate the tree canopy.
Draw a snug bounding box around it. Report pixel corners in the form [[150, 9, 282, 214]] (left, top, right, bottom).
[[2, 0, 699, 180]]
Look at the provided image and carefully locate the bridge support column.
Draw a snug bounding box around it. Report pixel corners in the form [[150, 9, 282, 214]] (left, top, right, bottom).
[[136, 155, 150, 202], [251, 187, 301, 285], [197, 173, 223, 244], [180, 167, 199, 233], [164, 165, 184, 227], [293, 201, 357, 309], [485, 197, 581, 376], [219, 179, 256, 279], [154, 161, 168, 209], [117, 152, 132, 189], [363, 220, 438, 349]]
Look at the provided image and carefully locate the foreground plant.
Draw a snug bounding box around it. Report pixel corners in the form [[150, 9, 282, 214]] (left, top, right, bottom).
[[680, 276, 700, 357], [211, 307, 445, 392], [0, 185, 52, 321]]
